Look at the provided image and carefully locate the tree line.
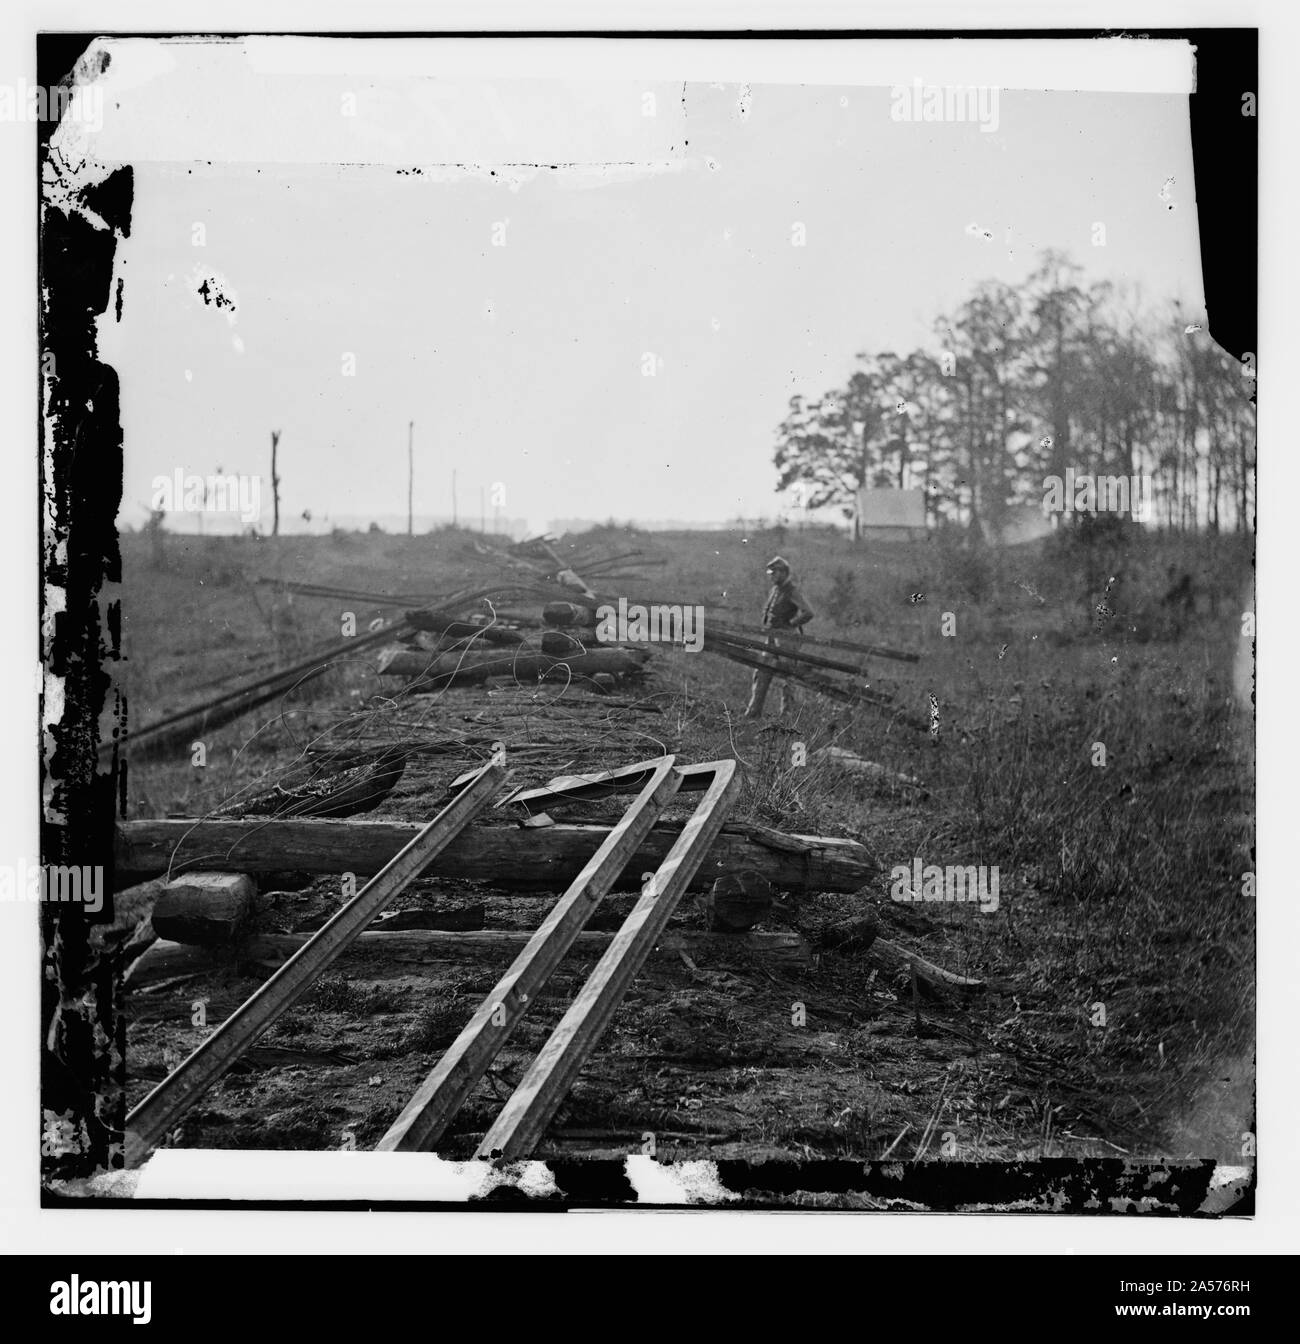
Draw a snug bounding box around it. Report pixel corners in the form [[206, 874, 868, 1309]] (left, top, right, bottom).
[[774, 250, 1256, 537]]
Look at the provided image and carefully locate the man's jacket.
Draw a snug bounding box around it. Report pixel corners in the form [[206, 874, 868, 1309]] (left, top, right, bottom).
[[762, 575, 815, 630]]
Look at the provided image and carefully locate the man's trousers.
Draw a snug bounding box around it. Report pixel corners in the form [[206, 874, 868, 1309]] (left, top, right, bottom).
[[743, 630, 800, 718]]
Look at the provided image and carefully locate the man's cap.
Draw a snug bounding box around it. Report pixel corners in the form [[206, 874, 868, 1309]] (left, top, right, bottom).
[[765, 555, 791, 572]]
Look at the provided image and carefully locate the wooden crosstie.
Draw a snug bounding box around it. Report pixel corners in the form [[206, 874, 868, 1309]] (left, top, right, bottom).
[[379, 757, 740, 1158], [123, 758, 508, 1167]]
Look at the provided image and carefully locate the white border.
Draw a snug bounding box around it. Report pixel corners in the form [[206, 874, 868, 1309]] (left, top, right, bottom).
[[1, 1, 1291, 1257]]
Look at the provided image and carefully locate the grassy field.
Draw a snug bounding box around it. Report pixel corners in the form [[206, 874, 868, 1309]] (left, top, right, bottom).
[[114, 520, 1254, 1168]]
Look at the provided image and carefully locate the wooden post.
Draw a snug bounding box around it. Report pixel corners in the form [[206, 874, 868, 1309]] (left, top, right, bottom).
[[123, 758, 506, 1167], [407, 420, 414, 536]]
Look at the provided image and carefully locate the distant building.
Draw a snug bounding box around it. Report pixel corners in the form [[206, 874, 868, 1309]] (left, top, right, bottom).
[[854, 488, 927, 542]]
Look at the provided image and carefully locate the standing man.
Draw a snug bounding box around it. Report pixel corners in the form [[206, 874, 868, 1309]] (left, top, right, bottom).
[[743, 556, 815, 719]]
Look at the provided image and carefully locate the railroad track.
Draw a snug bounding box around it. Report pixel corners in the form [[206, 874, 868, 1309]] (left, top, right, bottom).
[[124, 752, 740, 1166]]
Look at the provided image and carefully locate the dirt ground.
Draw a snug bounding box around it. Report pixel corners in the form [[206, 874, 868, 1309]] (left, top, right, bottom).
[[122, 684, 1203, 1169], [117, 526, 1254, 1172]]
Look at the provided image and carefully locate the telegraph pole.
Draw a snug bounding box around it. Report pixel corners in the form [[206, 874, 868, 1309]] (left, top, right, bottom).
[[271, 430, 281, 537], [407, 421, 414, 536]]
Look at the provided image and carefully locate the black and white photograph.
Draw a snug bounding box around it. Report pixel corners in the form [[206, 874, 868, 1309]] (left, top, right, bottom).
[[1, 4, 1290, 1283]]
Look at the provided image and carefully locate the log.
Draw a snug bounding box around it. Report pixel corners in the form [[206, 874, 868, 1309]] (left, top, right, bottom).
[[125, 930, 812, 988], [415, 632, 525, 654], [259, 578, 435, 607], [111, 876, 170, 919], [151, 872, 254, 945], [116, 817, 875, 894], [539, 630, 588, 656], [813, 747, 925, 790], [572, 549, 646, 572], [542, 601, 597, 627], [708, 628, 874, 678], [368, 905, 485, 933], [813, 910, 881, 953], [105, 619, 415, 762], [866, 936, 984, 995], [711, 620, 921, 664], [403, 610, 527, 645], [213, 747, 411, 820], [706, 640, 929, 729], [89, 877, 169, 950], [704, 872, 777, 932], [376, 647, 648, 684]]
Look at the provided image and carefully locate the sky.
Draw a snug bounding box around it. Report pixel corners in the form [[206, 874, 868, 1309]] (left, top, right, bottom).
[[65, 38, 1205, 534]]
